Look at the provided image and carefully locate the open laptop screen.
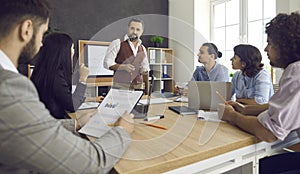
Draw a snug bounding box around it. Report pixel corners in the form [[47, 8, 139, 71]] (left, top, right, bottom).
[[188, 81, 232, 111]]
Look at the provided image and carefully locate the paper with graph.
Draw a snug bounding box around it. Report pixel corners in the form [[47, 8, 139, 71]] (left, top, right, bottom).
[[79, 89, 143, 137]]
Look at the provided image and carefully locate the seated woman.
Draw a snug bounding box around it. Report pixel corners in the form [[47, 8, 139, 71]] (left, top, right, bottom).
[[31, 32, 102, 119], [230, 44, 274, 105], [192, 42, 229, 82]]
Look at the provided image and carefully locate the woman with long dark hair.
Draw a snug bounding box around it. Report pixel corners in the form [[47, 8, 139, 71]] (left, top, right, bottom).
[[31, 32, 90, 119], [230, 44, 274, 105]]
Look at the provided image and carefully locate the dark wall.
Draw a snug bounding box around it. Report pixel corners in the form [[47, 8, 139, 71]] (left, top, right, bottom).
[[49, 0, 169, 48]]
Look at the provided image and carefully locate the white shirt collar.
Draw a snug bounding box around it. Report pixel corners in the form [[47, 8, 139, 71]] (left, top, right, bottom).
[[0, 50, 18, 73], [124, 34, 142, 46]]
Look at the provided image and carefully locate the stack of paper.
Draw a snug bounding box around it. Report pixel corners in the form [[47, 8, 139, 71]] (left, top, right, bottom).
[[197, 110, 223, 122]]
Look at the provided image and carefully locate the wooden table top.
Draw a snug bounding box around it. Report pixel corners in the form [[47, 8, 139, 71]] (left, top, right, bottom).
[[114, 102, 258, 174], [69, 99, 258, 174]]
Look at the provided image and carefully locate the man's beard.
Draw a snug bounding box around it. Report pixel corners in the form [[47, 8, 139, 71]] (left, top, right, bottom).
[[128, 34, 138, 42], [18, 34, 37, 64]]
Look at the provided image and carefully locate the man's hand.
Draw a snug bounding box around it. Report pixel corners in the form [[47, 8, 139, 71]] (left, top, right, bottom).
[[119, 64, 135, 73], [140, 67, 148, 75], [85, 96, 104, 103], [114, 111, 134, 134], [75, 109, 98, 130], [174, 86, 180, 95]]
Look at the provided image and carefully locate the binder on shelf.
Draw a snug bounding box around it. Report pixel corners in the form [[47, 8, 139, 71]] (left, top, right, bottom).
[[161, 51, 166, 63], [162, 65, 168, 78], [155, 50, 161, 63], [160, 81, 164, 93], [149, 50, 156, 63]]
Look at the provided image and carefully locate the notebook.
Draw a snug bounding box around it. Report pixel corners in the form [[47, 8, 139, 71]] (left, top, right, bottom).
[[188, 81, 232, 111], [168, 106, 197, 115]]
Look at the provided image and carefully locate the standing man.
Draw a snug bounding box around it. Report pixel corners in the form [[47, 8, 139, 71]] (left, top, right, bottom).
[[104, 18, 150, 90], [0, 0, 133, 173], [218, 12, 300, 143]]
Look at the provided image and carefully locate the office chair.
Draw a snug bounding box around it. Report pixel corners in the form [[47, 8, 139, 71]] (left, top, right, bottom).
[[259, 152, 300, 174], [142, 73, 149, 95]]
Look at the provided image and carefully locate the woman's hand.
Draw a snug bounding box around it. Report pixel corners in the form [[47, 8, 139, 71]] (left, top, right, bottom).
[[79, 64, 89, 83]]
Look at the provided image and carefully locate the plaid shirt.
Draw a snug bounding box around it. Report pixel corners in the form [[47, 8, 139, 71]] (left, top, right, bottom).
[[0, 68, 131, 174]]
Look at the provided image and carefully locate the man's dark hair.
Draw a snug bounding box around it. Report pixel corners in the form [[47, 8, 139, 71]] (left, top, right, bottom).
[[0, 0, 50, 39], [265, 12, 300, 68], [202, 42, 222, 59], [128, 18, 145, 29], [234, 44, 263, 77]]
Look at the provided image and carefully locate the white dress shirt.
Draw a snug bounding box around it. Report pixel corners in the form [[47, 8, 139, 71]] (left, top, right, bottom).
[[103, 35, 150, 71], [0, 50, 18, 73]]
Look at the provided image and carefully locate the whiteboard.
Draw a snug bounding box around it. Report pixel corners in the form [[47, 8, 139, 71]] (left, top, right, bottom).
[[86, 45, 113, 76]]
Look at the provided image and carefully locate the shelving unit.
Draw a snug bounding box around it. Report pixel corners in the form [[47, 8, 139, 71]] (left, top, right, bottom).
[[147, 47, 174, 93]]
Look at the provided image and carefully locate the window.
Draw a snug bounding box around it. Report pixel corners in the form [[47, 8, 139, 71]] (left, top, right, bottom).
[[211, 0, 276, 74]]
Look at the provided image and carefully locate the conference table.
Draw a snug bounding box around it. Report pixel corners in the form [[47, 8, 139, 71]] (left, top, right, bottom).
[[72, 100, 299, 174]]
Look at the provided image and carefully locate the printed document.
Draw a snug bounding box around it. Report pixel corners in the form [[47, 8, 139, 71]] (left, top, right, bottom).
[[79, 89, 143, 137]]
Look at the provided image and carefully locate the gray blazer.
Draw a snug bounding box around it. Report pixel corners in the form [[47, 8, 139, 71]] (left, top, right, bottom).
[[0, 68, 131, 174]]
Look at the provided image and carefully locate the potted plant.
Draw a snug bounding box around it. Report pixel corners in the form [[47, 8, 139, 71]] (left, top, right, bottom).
[[150, 36, 164, 47]]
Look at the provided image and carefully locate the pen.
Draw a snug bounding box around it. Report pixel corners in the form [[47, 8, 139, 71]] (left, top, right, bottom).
[[107, 123, 115, 127], [144, 115, 164, 121], [216, 91, 228, 104], [141, 122, 167, 130]]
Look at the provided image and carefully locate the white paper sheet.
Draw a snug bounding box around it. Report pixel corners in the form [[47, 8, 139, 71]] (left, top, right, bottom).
[[86, 45, 113, 76], [78, 102, 100, 110], [79, 89, 143, 137], [197, 110, 224, 122]]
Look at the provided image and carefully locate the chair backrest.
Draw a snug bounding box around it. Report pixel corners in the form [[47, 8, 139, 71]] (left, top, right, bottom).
[[143, 73, 149, 95]]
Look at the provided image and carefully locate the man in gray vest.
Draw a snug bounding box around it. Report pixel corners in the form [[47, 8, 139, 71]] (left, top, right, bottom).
[[104, 18, 150, 91]]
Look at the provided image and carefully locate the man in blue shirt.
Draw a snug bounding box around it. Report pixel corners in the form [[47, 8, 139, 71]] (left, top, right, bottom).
[[192, 43, 229, 82]]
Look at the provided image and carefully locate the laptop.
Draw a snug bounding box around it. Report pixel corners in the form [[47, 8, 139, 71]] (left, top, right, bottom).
[[131, 70, 155, 119], [188, 81, 232, 111]]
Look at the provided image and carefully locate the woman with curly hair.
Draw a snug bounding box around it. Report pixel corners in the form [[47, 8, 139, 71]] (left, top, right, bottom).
[[219, 12, 300, 143], [230, 44, 274, 105]]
